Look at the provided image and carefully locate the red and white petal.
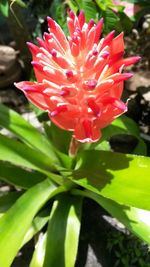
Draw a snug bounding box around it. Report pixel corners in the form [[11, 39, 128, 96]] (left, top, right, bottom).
[[74, 119, 101, 143]]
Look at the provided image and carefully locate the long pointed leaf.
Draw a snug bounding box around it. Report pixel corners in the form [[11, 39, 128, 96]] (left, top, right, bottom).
[[22, 209, 50, 247], [0, 179, 57, 267], [0, 103, 58, 161], [0, 161, 46, 189], [0, 179, 74, 267], [0, 133, 56, 172], [0, 191, 21, 217], [43, 195, 83, 267], [67, 150, 150, 211], [74, 190, 150, 244], [30, 232, 47, 267]]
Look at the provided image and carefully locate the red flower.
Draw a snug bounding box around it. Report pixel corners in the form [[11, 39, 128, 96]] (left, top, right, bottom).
[[15, 11, 140, 143]]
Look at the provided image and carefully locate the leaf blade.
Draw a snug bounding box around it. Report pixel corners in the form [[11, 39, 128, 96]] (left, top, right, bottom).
[[0, 179, 57, 267], [84, 191, 150, 244], [43, 195, 83, 267], [68, 150, 150, 211], [0, 103, 58, 162], [0, 161, 46, 189], [0, 133, 56, 173]]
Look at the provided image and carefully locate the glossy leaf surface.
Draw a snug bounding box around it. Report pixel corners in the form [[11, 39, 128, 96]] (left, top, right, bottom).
[[22, 209, 50, 247], [30, 233, 47, 267], [0, 191, 21, 217], [84, 190, 150, 244], [68, 150, 150, 210], [0, 133, 56, 173], [43, 195, 83, 267], [0, 179, 57, 267], [0, 103, 58, 162]]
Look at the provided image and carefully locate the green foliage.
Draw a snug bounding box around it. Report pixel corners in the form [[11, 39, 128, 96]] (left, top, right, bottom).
[[0, 0, 149, 265], [0, 0, 8, 16], [68, 150, 150, 211], [65, 0, 134, 33], [0, 102, 150, 266], [43, 195, 82, 267], [107, 231, 150, 267], [126, 0, 150, 5], [0, 0, 26, 17]]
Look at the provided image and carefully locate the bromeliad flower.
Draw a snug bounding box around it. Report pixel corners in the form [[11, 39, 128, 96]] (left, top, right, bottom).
[[15, 10, 140, 142]]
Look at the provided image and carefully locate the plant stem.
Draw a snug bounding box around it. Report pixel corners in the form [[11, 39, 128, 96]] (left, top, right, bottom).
[[69, 136, 80, 157]]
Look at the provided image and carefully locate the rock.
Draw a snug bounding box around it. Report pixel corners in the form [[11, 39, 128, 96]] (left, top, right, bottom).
[[0, 45, 22, 88]]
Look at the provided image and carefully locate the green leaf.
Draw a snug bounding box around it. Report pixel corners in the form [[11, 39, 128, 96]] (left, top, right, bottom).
[[67, 150, 150, 211], [0, 133, 57, 173], [30, 232, 47, 267], [66, 0, 78, 13], [0, 191, 21, 217], [0, 104, 58, 162], [0, 161, 46, 189], [22, 209, 50, 247], [102, 115, 138, 138], [82, 0, 98, 22], [12, 0, 27, 8], [43, 194, 83, 267], [75, 0, 98, 21], [78, 190, 150, 244], [44, 122, 73, 169], [117, 12, 133, 33], [102, 8, 120, 33], [0, 0, 8, 17], [0, 179, 58, 267], [95, 0, 114, 11], [101, 115, 147, 155], [44, 122, 71, 154]]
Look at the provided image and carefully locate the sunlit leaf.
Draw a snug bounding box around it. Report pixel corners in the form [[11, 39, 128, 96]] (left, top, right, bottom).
[[76, 190, 150, 244], [0, 104, 58, 162], [0, 191, 21, 217], [43, 195, 83, 267], [22, 209, 50, 247], [0, 0, 8, 17], [0, 133, 57, 173], [30, 232, 47, 267], [0, 179, 58, 267], [67, 150, 150, 211]]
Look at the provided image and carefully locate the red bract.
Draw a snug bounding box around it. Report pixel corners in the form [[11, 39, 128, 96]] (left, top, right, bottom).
[[15, 11, 140, 143]]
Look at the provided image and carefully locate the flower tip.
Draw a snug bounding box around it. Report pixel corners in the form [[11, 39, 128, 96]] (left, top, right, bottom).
[[100, 17, 104, 24], [26, 41, 33, 49], [69, 10, 75, 19], [14, 82, 17, 87], [47, 16, 56, 29], [129, 56, 141, 65], [26, 42, 38, 54], [136, 56, 141, 62], [111, 30, 115, 36], [79, 9, 84, 16], [127, 73, 134, 78], [13, 81, 24, 90]]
